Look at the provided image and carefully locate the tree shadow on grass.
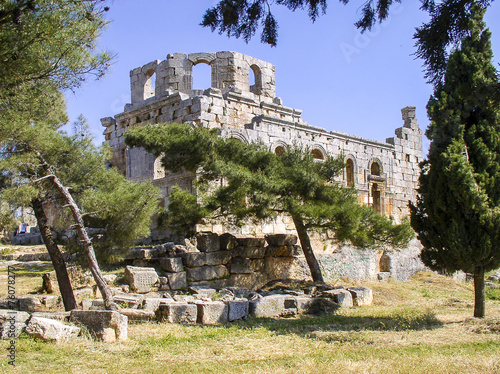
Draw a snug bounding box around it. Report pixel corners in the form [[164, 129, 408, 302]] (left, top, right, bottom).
[[232, 304, 443, 339]]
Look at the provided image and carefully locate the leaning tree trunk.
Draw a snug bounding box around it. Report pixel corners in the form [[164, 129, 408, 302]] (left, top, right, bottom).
[[32, 197, 77, 311], [292, 215, 324, 283], [36, 153, 117, 311], [473, 267, 485, 318]]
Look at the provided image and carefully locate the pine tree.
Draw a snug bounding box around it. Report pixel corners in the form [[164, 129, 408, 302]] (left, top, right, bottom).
[[126, 123, 414, 283], [410, 5, 500, 317]]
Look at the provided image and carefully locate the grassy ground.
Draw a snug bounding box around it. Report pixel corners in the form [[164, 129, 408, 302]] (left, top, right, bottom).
[[0, 248, 499, 373]]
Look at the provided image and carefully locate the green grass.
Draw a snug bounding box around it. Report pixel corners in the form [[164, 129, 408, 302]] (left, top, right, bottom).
[[0, 269, 499, 373]]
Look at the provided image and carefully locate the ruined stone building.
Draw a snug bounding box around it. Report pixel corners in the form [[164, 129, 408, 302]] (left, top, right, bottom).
[[101, 51, 423, 241]]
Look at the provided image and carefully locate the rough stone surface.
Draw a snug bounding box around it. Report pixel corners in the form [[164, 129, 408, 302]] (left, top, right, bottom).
[[186, 265, 229, 282], [113, 293, 145, 309], [265, 234, 298, 246], [25, 316, 80, 342], [249, 294, 288, 318], [167, 272, 187, 290], [227, 299, 249, 321], [157, 303, 197, 324], [42, 266, 96, 293], [230, 257, 253, 274], [205, 251, 232, 266], [180, 252, 206, 267], [196, 301, 228, 324], [196, 232, 221, 252], [348, 287, 373, 306], [189, 286, 217, 299], [124, 266, 159, 293], [70, 310, 128, 342], [219, 233, 238, 250], [160, 257, 184, 272], [0, 310, 30, 339], [119, 309, 156, 321]]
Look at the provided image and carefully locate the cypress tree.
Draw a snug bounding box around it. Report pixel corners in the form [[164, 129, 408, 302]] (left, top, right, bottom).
[[410, 5, 500, 317]]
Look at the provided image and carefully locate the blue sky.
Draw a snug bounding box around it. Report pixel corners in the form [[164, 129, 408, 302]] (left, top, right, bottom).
[[65, 0, 500, 157]]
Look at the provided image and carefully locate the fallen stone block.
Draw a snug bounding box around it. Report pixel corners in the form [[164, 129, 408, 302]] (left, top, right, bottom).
[[265, 234, 298, 246], [82, 298, 105, 310], [196, 301, 228, 325], [189, 286, 217, 299], [196, 232, 221, 252], [167, 272, 187, 290], [18, 296, 43, 312], [124, 266, 159, 294], [31, 312, 70, 322], [227, 299, 249, 321], [113, 293, 145, 309], [70, 310, 128, 342], [157, 303, 197, 324], [249, 294, 288, 318], [119, 309, 156, 322], [143, 297, 175, 312], [26, 316, 80, 342], [0, 310, 30, 339], [348, 287, 373, 306], [160, 257, 184, 273], [294, 296, 314, 313], [103, 274, 118, 285]]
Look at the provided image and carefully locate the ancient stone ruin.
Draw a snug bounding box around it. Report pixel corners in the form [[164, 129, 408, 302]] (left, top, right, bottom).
[[101, 51, 423, 243]]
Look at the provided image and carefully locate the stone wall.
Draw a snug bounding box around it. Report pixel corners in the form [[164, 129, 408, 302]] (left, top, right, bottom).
[[102, 51, 423, 240], [126, 233, 425, 288]]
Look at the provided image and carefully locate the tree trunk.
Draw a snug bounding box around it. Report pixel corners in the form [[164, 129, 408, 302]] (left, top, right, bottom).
[[35, 152, 117, 311], [473, 268, 485, 318], [32, 197, 77, 311], [292, 215, 324, 283]]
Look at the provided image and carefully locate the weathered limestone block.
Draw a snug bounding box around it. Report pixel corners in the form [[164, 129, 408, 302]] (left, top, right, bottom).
[[227, 299, 249, 321], [160, 257, 184, 272], [322, 289, 353, 308], [42, 266, 96, 293], [124, 266, 159, 293], [143, 297, 174, 312], [196, 301, 228, 325], [295, 296, 314, 313], [186, 265, 229, 282], [230, 257, 252, 274], [0, 310, 30, 339], [265, 234, 298, 246], [157, 303, 197, 324], [205, 251, 232, 266], [167, 272, 187, 290], [265, 245, 301, 257], [237, 246, 266, 259], [180, 252, 206, 267], [31, 312, 70, 322], [219, 233, 238, 250], [82, 298, 105, 310], [249, 294, 288, 318], [348, 287, 373, 306], [113, 293, 145, 309], [26, 317, 80, 342], [17, 296, 43, 312], [228, 273, 265, 290], [236, 237, 266, 247], [70, 310, 128, 342], [196, 232, 220, 252], [188, 286, 218, 299], [119, 309, 156, 322]]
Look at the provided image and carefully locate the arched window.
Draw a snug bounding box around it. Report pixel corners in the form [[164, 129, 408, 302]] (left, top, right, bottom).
[[311, 149, 324, 161], [346, 158, 355, 187], [371, 161, 381, 176], [144, 69, 156, 99], [192, 62, 212, 90], [249, 64, 262, 94]]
